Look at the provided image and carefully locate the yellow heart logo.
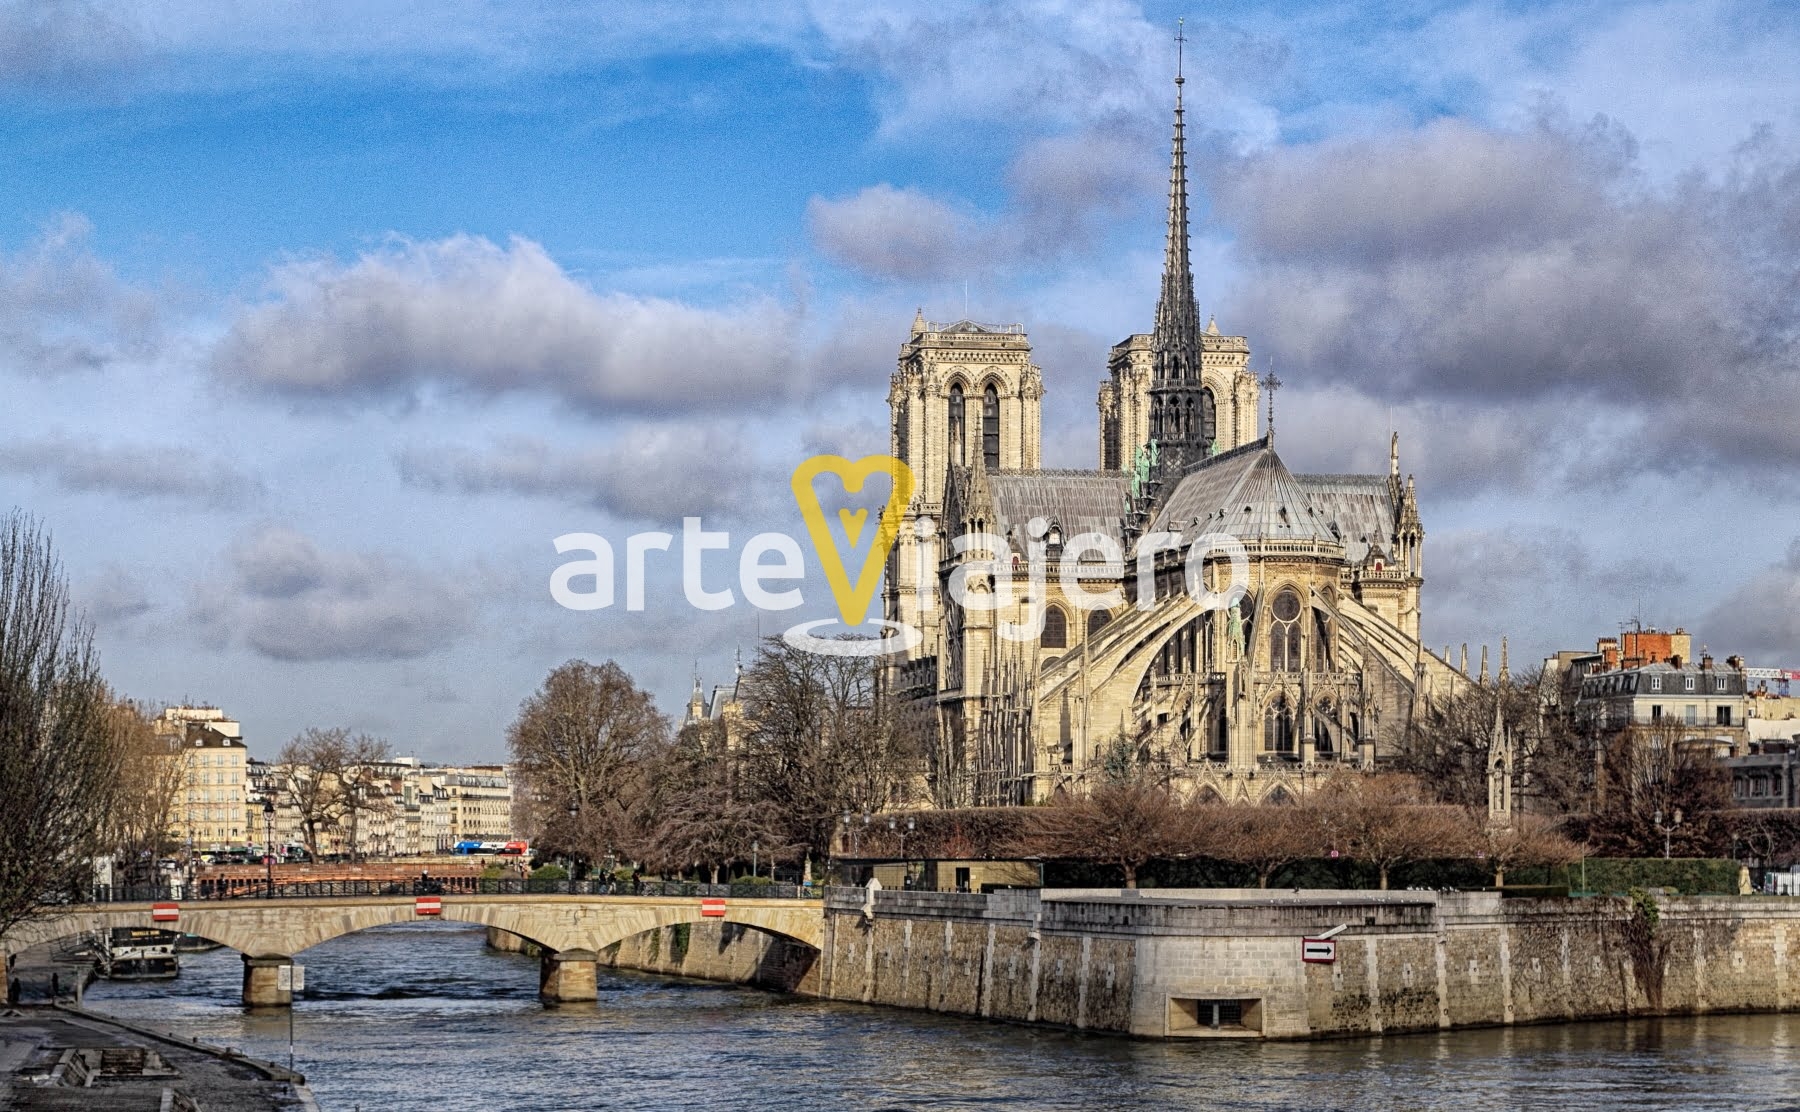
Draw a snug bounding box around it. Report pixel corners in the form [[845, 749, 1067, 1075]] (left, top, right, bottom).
[[790, 455, 915, 628], [837, 508, 869, 547]]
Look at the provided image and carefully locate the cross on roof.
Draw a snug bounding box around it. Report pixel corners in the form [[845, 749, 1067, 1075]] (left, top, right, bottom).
[[1262, 369, 1282, 438]]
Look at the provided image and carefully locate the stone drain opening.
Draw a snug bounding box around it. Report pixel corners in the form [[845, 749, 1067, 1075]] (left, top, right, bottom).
[[1167, 996, 1263, 1037]]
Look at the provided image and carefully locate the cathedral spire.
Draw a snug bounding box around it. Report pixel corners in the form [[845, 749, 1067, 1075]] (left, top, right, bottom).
[[1154, 18, 1199, 350], [1143, 18, 1211, 484]]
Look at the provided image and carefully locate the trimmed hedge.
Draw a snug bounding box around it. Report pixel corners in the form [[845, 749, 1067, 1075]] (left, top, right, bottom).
[[1522, 857, 1742, 896], [1043, 855, 1740, 894]]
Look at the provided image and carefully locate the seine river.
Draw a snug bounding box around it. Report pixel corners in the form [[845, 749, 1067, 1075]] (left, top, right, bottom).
[[81, 921, 1800, 1111]]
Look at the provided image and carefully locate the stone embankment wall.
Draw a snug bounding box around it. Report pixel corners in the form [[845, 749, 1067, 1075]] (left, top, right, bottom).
[[489, 923, 820, 994], [812, 888, 1800, 1040]]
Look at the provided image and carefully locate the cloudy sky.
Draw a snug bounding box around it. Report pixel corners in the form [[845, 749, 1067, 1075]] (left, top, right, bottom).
[[4, 0, 1798, 762]]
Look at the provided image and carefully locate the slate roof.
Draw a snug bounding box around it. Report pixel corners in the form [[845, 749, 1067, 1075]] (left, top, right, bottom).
[[1292, 473, 1397, 564], [1147, 437, 1338, 544], [985, 469, 1131, 551]]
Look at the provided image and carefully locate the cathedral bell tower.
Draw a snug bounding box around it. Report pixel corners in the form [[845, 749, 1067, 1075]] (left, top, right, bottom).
[[885, 314, 1043, 662]]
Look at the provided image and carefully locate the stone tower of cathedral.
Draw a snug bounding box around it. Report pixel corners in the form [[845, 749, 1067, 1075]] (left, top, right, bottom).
[[885, 313, 1043, 663]]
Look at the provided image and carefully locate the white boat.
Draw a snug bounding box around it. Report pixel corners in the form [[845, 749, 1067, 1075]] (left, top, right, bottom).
[[94, 927, 181, 980]]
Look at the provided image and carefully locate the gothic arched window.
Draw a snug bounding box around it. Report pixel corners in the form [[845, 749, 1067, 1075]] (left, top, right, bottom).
[[1200, 388, 1216, 446], [982, 384, 1000, 470], [1042, 606, 1068, 649], [1269, 588, 1302, 672], [948, 384, 965, 466], [1087, 609, 1111, 638], [1264, 696, 1295, 755]]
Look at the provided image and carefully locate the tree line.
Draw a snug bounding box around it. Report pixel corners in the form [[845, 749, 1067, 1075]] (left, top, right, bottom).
[[1396, 668, 1789, 864], [855, 774, 1581, 890], [1, 512, 182, 935], [509, 639, 922, 881]]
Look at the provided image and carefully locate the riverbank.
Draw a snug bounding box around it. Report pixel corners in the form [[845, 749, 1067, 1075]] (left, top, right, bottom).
[[76, 925, 1800, 1111], [0, 1004, 318, 1109], [814, 887, 1800, 1040]]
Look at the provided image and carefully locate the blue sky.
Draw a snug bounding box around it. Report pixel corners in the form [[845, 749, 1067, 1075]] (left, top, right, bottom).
[[4, 0, 1799, 762]]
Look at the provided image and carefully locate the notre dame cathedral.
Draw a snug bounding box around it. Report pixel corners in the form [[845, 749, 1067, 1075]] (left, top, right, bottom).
[[882, 61, 1471, 807]]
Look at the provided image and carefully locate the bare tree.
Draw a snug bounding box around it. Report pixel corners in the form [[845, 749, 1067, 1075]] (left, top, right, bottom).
[[1024, 779, 1196, 888], [1210, 802, 1324, 888], [1469, 811, 1584, 887], [507, 659, 668, 870], [1320, 774, 1473, 890], [106, 698, 188, 885], [0, 510, 124, 937], [1401, 667, 1596, 815], [1572, 721, 1732, 857], [276, 727, 392, 859], [735, 638, 922, 864]]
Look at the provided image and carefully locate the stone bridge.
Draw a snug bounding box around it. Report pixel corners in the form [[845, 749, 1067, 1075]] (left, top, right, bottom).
[[3, 895, 825, 1007]]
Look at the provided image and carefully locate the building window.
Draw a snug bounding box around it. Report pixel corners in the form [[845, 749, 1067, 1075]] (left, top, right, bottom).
[[1685, 675, 1696, 692], [1650, 675, 1661, 692], [1716, 705, 1733, 726], [1684, 705, 1697, 725], [1042, 606, 1068, 649], [948, 384, 965, 466], [1087, 609, 1111, 638], [983, 384, 1000, 471], [1651, 705, 1663, 721], [1264, 698, 1296, 756], [1200, 387, 1216, 447], [1268, 588, 1302, 672]]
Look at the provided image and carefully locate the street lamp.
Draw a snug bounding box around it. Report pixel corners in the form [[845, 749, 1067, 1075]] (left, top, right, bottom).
[[566, 799, 581, 879], [262, 797, 276, 899], [1653, 808, 1684, 860]]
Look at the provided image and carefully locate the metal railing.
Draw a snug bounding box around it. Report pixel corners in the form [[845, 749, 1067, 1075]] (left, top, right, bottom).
[[78, 879, 824, 904]]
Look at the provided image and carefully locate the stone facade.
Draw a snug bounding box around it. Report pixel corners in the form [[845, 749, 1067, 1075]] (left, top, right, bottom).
[[816, 888, 1800, 1039]]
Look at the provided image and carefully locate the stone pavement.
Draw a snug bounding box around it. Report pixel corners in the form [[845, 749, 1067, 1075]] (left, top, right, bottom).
[[0, 1007, 314, 1110]]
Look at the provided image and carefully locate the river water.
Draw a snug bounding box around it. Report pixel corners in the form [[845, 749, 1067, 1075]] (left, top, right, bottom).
[[80, 921, 1800, 1111]]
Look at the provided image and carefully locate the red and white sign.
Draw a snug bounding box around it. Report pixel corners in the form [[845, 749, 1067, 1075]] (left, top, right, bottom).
[[699, 897, 727, 918], [1301, 938, 1337, 964], [151, 902, 179, 923], [415, 896, 442, 916]]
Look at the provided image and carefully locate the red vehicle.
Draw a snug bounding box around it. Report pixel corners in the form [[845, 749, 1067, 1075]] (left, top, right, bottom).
[[499, 841, 530, 856]]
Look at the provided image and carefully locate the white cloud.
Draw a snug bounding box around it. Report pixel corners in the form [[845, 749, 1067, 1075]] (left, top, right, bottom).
[[394, 424, 781, 521], [0, 434, 259, 507], [1211, 114, 1800, 483], [1704, 538, 1800, 665], [807, 185, 978, 282], [208, 233, 828, 413], [190, 526, 478, 662], [0, 0, 144, 87], [0, 213, 161, 375]]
